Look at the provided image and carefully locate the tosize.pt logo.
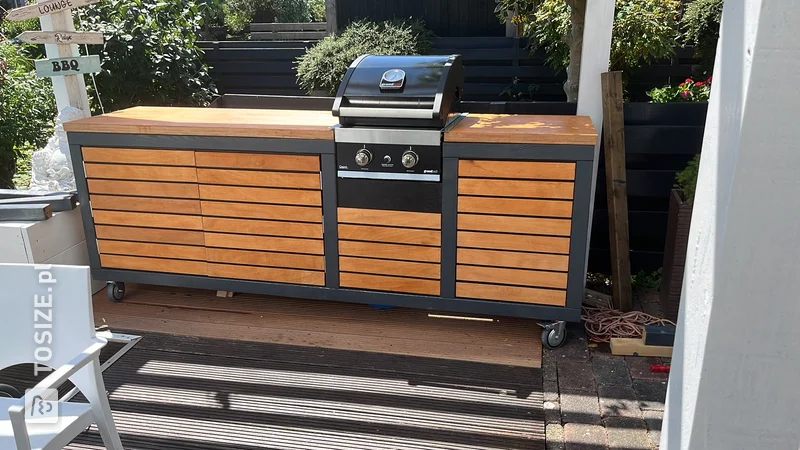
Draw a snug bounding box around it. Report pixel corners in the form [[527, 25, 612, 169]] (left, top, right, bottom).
[[25, 388, 59, 424]]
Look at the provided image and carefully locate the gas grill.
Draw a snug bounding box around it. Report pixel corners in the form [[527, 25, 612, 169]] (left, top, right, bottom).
[[332, 55, 465, 213]]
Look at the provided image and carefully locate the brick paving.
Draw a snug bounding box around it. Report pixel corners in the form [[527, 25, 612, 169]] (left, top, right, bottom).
[[544, 324, 670, 450]]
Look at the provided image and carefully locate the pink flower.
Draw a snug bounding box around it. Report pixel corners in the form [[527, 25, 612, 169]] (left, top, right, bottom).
[[695, 81, 705, 87], [706, 76, 712, 84], [681, 91, 691, 99], [685, 78, 693, 84]]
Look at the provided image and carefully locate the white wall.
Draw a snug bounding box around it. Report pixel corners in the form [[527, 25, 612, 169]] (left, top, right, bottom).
[[661, 0, 800, 448]]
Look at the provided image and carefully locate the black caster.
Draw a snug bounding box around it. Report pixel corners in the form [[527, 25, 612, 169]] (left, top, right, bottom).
[[107, 282, 126, 302], [540, 321, 567, 349], [0, 383, 22, 398]]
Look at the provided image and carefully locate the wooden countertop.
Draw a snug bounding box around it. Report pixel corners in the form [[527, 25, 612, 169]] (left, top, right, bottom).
[[63, 106, 336, 140], [64, 106, 597, 146], [445, 114, 597, 146]]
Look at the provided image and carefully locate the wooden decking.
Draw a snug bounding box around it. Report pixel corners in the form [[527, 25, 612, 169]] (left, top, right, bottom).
[[70, 284, 545, 449]]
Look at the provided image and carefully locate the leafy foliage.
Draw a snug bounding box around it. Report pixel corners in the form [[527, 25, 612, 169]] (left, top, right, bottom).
[[631, 269, 662, 293], [518, 0, 680, 72], [681, 0, 723, 71], [0, 41, 56, 188], [224, 0, 312, 33], [79, 0, 216, 111], [296, 20, 433, 95], [675, 153, 700, 205], [648, 76, 711, 103], [309, 0, 325, 22]]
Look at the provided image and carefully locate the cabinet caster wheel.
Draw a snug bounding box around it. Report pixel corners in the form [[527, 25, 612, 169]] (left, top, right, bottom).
[[0, 384, 21, 398], [540, 320, 567, 349], [108, 282, 126, 302]]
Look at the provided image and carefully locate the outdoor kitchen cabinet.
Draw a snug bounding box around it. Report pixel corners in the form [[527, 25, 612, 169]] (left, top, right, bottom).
[[65, 106, 597, 343]]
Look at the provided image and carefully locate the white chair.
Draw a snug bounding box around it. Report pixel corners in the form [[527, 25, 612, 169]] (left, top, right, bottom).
[[0, 264, 123, 450]]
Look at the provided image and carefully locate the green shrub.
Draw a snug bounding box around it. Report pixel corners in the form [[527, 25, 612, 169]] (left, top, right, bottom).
[[523, 0, 680, 71], [675, 154, 700, 205], [648, 76, 712, 103], [0, 41, 56, 188], [309, 0, 325, 22], [681, 0, 723, 71], [296, 20, 433, 95], [79, 0, 216, 111], [224, 0, 311, 33]]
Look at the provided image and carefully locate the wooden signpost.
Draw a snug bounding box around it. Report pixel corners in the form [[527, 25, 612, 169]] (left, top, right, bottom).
[[5, 0, 103, 118], [17, 31, 104, 45]]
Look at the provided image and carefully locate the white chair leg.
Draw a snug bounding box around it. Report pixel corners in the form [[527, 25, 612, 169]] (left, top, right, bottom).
[[72, 359, 124, 450]]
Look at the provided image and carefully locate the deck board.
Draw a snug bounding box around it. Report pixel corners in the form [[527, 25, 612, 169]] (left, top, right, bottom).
[[66, 284, 544, 449]]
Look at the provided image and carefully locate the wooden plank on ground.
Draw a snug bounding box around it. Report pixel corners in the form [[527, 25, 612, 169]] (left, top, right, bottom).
[[610, 337, 672, 357], [601, 71, 633, 311]]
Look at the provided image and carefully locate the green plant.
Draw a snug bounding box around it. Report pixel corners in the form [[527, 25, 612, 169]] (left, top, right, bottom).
[[224, 0, 312, 33], [681, 0, 723, 72], [79, 0, 216, 112], [309, 0, 325, 22], [648, 76, 712, 103], [496, 0, 681, 101], [0, 41, 56, 188], [499, 77, 539, 101], [631, 269, 662, 293], [296, 19, 433, 95], [675, 153, 700, 205]]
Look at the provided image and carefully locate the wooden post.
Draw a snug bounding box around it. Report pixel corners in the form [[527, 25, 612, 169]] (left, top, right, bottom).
[[600, 71, 633, 311], [39, 11, 92, 117], [325, 0, 337, 34]]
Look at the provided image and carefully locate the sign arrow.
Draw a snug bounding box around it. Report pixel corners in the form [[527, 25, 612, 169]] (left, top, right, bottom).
[[35, 55, 102, 78], [5, 0, 101, 22], [16, 31, 104, 45]]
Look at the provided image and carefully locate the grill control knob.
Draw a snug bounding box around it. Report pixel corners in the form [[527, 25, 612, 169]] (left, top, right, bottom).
[[383, 155, 392, 164], [401, 150, 419, 169], [355, 149, 372, 167]]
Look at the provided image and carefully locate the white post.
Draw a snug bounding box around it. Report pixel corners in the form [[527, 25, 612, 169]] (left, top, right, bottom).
[[661, 0, 800, 448], [39, 11, 91, 117], [575, 0, 614, 280]]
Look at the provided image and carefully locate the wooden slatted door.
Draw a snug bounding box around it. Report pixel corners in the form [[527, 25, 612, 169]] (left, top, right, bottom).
[[197, 152, 325, 286], [338, 208, 442, 296], [84, 147, 207, 276], [456, 160, 575, 306]]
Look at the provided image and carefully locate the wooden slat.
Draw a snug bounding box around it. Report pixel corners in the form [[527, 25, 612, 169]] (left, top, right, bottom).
[[340, 257, 440, 280], [459, 160, 576, 181], [458, 231, 570, 254], [202, 217, 323, 239], [100, 254, 207, 276], [209, 263, 324, 286], [93, 210, 202, 230], [98, 240, 206, 261], [457, 282, 566, 306], [201, 201, 321, 222], [457, 248, 569, 272], [444, 114, 597, 146], [87, 179, 199, 199], [458, 196, 573, 218], [207, 248, 324, 270], [338, 224, 441, 246], [84, 163, 198, 182], [457, 265, 568, 289], [198, 185, 321, 206], [95, 225, 205, 246], [339, 241, 441, 263], [82, 147, 195, 166], [197, 168, 321, 189], [337, 208, 441, 229], [458, 179, 574, 199], [195, 152, 320, 172], [340, 273, 440, 296], [205, 233, 324, 255], [458, 214, 571, 236], [91, 195, 201, 215]]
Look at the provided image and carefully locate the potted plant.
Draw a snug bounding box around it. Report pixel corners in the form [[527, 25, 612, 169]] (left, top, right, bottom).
[[659, 153, 699, 322]]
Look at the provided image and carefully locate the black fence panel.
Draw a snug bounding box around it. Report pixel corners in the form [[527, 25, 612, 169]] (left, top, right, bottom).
[[335, 0, 505, 37]]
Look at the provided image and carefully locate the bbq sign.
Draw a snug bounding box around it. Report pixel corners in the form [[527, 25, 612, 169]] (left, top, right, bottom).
[[34, 55, 102, 78]]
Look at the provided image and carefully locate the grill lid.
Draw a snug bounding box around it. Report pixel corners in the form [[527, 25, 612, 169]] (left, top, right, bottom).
[[332, 54, 464, 128]]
